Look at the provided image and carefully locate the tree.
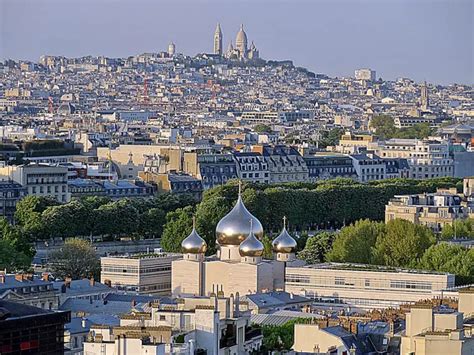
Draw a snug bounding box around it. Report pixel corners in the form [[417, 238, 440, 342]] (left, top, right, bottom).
[[373, 219, 436, 267], [138, 208, 166, 238], [298, 232, 336, 264], [0, 218, 34, 271], [262, 235, 274, 259], [160, 206, 194, 253], [42, 200, 89, 238], [318, 127, 344, 148], [49, 239, 100, 279], [260, 319, 304, 352], [326, 220, 384, 264], [95, 199, 139, 237], [418, 243, 474, 285], [254, 124, 272, 133], [370, 115, 397, 139], [15, 195, 59, 239], [440, 219, 474, 240]]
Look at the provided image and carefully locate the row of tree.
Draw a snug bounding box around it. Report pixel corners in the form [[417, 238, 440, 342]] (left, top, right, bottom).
[[15, 193, 196, 240], [160, 178, 461, 254], [299, 219, 473, 285]]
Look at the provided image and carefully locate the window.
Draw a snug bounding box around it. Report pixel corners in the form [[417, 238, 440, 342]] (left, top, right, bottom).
[[159, 315, 166, 321]]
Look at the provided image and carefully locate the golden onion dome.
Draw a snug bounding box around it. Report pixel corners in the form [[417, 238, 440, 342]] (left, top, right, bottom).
[[272, 217, 297, 253], [181, 218, 207, 254], [216, 184, 264, 246], [239, 220, 264, 257]]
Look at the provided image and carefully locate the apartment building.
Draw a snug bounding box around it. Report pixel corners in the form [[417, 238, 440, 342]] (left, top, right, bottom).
[[0, 180, 25, 222], [0, 273, 58, 310], [285, 263, 455, 311], [350, 153, 387, 182], [256, 145, 309, 183], [234, 152, 270, 183], [377, 138, 454, 179], [303, 152, 357, 181], [385, 189, 470, 233], [100, 253, 181, 295], [0, 163, 70, 202]]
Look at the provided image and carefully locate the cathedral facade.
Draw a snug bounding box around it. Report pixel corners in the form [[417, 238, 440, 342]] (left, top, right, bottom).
[[213, 23, 259, 60], [172, 185, 301, 298]]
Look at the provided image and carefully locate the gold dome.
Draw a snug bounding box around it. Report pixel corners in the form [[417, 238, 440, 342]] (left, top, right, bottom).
[[239, 220, 264, 257], [181, 218, 207, 254], [272, 217, 297, 253], [216, 184, 263, 246]]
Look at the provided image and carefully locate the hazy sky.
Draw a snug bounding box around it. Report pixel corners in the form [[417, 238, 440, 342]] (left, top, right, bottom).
[[1, 0, 472, 84]]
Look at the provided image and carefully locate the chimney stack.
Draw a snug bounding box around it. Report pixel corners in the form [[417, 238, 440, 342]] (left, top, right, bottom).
[[65, 277, 72, 288], [15, 274, 24, 282], [0, 273, 5, 284], [89, 277, 95, 287], [42, 272, 49, 282]]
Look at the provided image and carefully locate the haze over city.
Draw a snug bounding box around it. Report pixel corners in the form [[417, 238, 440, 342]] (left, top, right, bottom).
[[1, 0, 472, 84]]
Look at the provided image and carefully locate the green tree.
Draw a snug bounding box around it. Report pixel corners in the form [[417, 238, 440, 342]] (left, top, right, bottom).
[[261, 319, 304, 352], [298, 232, 336, 264], [49, 238, 100, 279], [95, 199, 139, 237], [15, 195, 59, 239], [262, 235, 274, 259], [370, 115, 397, 139], [440, 219, 474, 240], [318, 127, 345, 148], [418, 244, 474, 285], [254, 124, 272, 133], [373, 219, 436, 267], [0, 218, 34, 271], [138, 208, 166, 238], [42, 200, 89, 238], [160, 206, 194, 253], [326, 220, 384, 264]]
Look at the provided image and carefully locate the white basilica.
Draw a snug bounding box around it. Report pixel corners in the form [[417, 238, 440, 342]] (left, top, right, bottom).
[[171, 186, 301, 298]]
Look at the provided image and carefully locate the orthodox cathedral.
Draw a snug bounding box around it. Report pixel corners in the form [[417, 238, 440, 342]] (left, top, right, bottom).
[[213, 23, 259, 61], [171, 184, 303, 298]]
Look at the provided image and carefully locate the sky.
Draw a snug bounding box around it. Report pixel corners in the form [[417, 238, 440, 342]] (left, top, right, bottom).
[[0, 0, 472, 85]]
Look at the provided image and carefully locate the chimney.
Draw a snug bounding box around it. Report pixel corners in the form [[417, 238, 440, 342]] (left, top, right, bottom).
[[131, 299, 136, 307], [81, 318, 87, 329], [290, 292, 294, 300], [0, 273, 5, 284], [104, 279, 111, 287], [15, 274, 24, 282], [42, 272, 49, 282], [65, 277, 72, 288], [89, 277, 95, 287]]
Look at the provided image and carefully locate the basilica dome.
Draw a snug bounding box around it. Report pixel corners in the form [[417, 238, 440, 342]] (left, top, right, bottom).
[[235, 24, 248, 53], [181, 219, 207, 254], [215, 186, 263, 246], [272, 218, 297, 253], [239, 222, 264, 257]]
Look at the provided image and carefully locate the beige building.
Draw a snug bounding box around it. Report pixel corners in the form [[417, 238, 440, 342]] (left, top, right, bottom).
[[285, 263, 455, 311], [401, 303, 474, 355], [84, 294, 263, 354], [293, 323, 353, 354], [336, 131, 378, 153], [377, 138, 454, 179], [0, 163, 70, 202], [172, 185, 301, 298], [385, 189, 472, 233], [100, 252, 181, 295]]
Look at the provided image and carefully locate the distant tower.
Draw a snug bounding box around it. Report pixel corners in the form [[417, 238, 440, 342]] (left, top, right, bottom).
[[421, 81, 429, 110], [214, 23, 223, 56], [235, 24, 248, 59], [168, 42, 176, 57]]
